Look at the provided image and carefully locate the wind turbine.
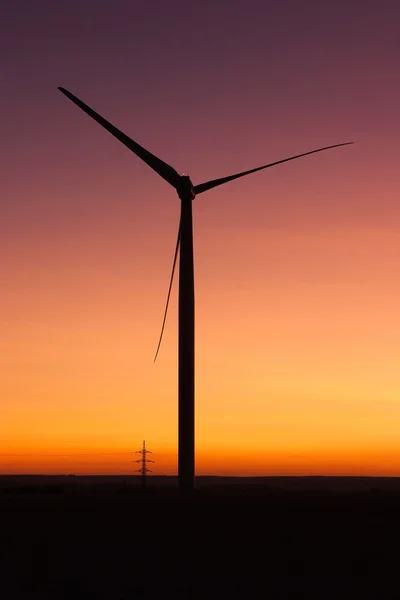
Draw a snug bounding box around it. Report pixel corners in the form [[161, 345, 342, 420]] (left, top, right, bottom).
[[58, 86, 353, 494]]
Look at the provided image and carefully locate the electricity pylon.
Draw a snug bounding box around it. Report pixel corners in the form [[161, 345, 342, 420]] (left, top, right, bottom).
[[134, 441, 154, 489]]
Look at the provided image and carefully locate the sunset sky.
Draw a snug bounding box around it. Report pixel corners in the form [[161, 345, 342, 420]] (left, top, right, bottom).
[[2, 0, 400, 476]]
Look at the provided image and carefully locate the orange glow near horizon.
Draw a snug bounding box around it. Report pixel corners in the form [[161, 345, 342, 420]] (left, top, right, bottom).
[[3, 225, 400, 476]]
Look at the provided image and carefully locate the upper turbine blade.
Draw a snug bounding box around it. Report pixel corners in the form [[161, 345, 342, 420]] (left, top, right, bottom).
[[154, 220, 181, 363], [194, 142, 354, 195], [58, 87, 180, 188]]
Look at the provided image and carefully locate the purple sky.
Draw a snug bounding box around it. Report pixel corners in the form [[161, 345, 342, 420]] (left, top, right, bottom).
[[2, 0, 399, 236]]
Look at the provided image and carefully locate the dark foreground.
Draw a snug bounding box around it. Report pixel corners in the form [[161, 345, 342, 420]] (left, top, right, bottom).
[[1, 478, 400, 599]]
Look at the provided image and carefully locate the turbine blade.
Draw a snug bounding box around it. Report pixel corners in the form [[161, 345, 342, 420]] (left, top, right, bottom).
[[153, 220, 181, 362], [194, 142, 354, 195], [58, 87, 180, 188]]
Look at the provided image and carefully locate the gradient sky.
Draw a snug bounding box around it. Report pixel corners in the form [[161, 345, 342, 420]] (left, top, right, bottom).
[[2, 0, 400, 475]]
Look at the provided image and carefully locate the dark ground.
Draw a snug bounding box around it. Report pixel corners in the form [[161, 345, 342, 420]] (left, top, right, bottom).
[[1, 476, 400, 599]]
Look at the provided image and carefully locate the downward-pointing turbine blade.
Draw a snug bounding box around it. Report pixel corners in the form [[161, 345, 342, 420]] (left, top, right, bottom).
[[194, 142, 354, 195], [58, 87, 180, 188], [154, 220, 181, 363]]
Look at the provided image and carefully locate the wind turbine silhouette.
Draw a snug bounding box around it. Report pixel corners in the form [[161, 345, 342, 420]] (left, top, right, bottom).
[[58, 86, 353, 494]]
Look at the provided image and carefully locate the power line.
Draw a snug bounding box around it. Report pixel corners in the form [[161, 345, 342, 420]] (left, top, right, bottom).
[[0, 452, 133, 457]]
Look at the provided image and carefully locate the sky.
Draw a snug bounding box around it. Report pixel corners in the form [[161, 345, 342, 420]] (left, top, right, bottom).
[[1, 0, 400, 476]]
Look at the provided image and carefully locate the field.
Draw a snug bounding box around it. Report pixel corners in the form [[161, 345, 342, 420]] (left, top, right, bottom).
[[1, 476, 400, 599]]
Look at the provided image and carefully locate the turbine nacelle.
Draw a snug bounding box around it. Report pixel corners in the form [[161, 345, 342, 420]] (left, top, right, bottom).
[[177, 175, 195, 201]]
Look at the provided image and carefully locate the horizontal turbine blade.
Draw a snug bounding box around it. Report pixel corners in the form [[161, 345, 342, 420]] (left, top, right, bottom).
[[58, 87, 180, 188], [194, 142, 354, 195], [154, 219, 181, 363]]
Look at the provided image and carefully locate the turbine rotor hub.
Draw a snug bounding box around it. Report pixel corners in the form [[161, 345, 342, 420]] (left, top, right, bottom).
[[177, 175, 195, 201]]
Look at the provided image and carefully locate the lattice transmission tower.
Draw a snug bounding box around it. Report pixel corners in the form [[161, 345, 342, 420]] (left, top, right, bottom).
[[134, 440, 154, 488]]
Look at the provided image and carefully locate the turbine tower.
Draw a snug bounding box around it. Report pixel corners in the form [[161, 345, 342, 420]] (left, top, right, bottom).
[[58, 86, 354, 494]]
